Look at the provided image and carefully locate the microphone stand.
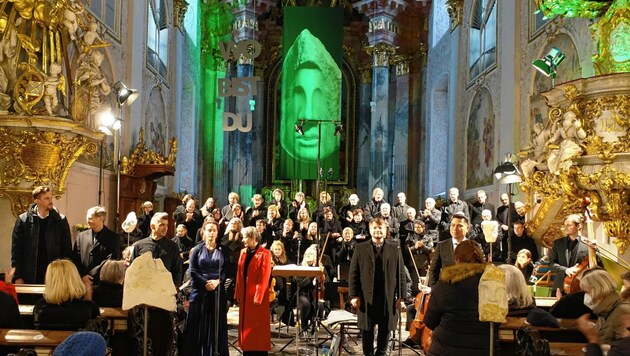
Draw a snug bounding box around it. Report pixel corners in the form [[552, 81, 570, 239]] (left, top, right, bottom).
[[214, 247, 222, 356]]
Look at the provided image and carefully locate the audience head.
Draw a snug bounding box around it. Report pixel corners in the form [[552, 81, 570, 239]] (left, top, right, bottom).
[[181, 194, 192, 205], [563, 214, 583, 237], [175, 224, 187, 237], [369, 217, 387, 242], [319, 191, 331, 204], [33, 185, 53, 212], [352, 209, 364, 223], [283, 219, 294, 233], [580, 268, 617, 307], [242, 226, 261, 248], [302, 245, 318, 266], [449, 187, 459, 203], [425, 197, 435, 210], [267, 205, 279, 219], [142, 201, 153, 214], [514, 201, 526, 215], [450, 212, 469, 240], [476, 190, 487, 204], [150, 212, 169, 239], [499, 264, 534, 309], [185, 199, 196, 212], [86, 206, 107, 232], [500, 193, 509, 206], [342, 227, 354, 242], [481, 209, 492, 221], [255, 219, 266, 233], [513, 221, 525, 237], [228, 192, 240, 204], [251, 194, 264, 207], [372, 188, 384, 202], [211, 208, 222, 221], [44, 259, 86, 304], [406, 207, 416, 221], [297, 207, 310, 222], [100, 260, 126, 285], [228, 217, 243, 233], [414, 220, 425, 234], [232, 203, 242, 216], [295, 191, 305, 203], [515, 248, 532, 268], [272, 188, 284, 201], [308, 222, 318, 236], [203, 220, 220, 247], [453, 240, 484, 264], [397, 192, 406, 205], [380, 203, 391, 217], [270, 240, 287, 264], [323, 206, 334, 220], [204, 197, 216, 209]]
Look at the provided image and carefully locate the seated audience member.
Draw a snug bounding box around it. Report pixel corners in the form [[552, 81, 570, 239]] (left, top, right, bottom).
[[348, 209, 368, 243], [549, 289, 593, 319], [577, 313, 630, 356], [33, 259, 100, 330], [0, 267, 18, 302], [499, 264, 535, 317], [336, 227, 356, 266], [580, 268, 630, 343], [424, 240, 494, 355], [515, 248, 535, 283], [172, 224, 195, 261], [92, 260, 125, 307], [0, 290, 23, 328]]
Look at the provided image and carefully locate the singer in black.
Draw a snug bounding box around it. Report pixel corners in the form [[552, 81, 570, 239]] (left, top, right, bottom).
[[183, 220, 229, 356], [349, 217, 407, 356]]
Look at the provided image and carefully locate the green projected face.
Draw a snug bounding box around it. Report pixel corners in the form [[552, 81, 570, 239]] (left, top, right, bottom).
[[281, 67, 337, 162], [279, 21, 342, 180]]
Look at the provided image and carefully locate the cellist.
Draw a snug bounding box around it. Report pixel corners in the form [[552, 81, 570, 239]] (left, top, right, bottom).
[[547, 213, 601, 294]]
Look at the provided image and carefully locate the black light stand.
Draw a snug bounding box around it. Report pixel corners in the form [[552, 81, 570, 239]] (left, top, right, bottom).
[[493, 154, 522, 264]]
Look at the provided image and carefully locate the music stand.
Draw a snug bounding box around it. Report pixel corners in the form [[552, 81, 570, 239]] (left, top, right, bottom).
[[273, 265, 324, 355]]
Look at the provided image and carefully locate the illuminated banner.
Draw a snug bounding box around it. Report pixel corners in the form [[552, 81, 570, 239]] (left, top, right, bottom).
[[278, 7, 343, 180]]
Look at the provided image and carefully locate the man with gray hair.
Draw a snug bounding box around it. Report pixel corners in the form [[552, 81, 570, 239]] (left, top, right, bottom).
[[420, 197, 441, 244], [375, 203, 399, 240], [439, 187, 469, 232], [74, 206, 121, 284], [340, 193, 361, 228], [137, 201, 154, 238]]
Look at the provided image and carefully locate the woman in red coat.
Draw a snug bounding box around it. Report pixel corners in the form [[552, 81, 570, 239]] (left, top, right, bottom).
[[235, 226, 273, 355]]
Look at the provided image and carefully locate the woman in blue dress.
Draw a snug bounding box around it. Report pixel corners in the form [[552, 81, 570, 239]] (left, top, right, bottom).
[[183, 220, 229, 355]]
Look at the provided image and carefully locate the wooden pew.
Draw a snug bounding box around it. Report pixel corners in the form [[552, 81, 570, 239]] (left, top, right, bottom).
[[19, 305, 128, 332], [0, 329, 73, 356], [500, 317, 587, 343]]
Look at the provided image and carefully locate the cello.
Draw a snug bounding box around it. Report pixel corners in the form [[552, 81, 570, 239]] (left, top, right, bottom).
[[563, 199, 598, 294], [407, 246, 432, 352]]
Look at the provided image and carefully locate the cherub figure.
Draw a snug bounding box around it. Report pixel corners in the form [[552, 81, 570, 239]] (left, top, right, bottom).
[[63, 0, 84, 40], [546, 111, 586, 174], [43, 62, 65, 116]]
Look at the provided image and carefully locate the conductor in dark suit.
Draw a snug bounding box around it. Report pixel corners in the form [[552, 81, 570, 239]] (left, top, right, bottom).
[[349, 217, 407, 356], [428, 212, 470, 287], [74, 206, 121, 284], [547, 214, 597, 292]]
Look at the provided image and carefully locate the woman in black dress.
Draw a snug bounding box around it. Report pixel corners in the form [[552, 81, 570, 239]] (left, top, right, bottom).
[[183, 220, 229, 355]]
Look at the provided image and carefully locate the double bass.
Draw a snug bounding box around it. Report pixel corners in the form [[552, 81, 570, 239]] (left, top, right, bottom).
[[407, 246, 432, 352], [563, 199, 598, 294]]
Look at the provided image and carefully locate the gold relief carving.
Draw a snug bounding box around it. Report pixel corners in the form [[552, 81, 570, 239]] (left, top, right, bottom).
[[591, 0, 630, 75], [417, 42, 428, 67], [0, 127, 99, 216], [0, 191, 34, 218], [122, 128, 177, 176], [366, 43, 396, 67], [391, 54, 411, 76], [173, 0, 189, 29], [358, 63, 372, 83], [233, 17, 257, 32], [446, 0, 463, 31]]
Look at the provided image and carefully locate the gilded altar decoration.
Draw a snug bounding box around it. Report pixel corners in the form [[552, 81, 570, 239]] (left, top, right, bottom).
[[366, 42, 396, 67], [535, 0, 629, 74], [121, 128, 177, 179], [519, 74, 630, 253], [0, 0, 113, 215], [446, 0, 463, 31]]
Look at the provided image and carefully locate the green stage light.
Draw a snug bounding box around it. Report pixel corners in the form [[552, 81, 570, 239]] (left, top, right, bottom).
[[532, 47, 566, 78]]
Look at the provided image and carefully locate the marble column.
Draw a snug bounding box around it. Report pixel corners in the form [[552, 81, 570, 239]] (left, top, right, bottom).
[[218, 0, 274, 205], [356, 63, 373, 202], [367, 43, 396, 198], [391, 55, 411, 199]]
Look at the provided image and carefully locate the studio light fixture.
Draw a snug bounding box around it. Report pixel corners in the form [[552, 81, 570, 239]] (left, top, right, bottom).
[[532, 47, 565, 87], [294, 120, 305, 135], [113, 81, 139, 106], [493, 153, 522, 184], [98, 110, 121, 136]]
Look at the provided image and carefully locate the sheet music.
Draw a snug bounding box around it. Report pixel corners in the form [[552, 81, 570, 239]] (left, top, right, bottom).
[[323, 309, 358, 327]]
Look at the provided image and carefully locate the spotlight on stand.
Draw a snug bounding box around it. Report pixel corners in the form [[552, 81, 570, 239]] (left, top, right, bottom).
[[98, 110, 120, 136], [294, 120, 305, 135], [532, 47, 565, 88], [113, 81, 139, 106], [493, 153, 522, 264]]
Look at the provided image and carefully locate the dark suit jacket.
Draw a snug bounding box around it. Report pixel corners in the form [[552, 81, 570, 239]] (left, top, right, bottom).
[[348, 240, 407, 331], [547, 235, 591, 291], [75, 226, 121, 282], [429, 238, 456, 286]]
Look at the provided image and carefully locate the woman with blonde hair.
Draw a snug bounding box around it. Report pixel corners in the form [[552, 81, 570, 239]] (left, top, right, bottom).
[[33, 259, 100, 330], [92, 260, 126, 307], [499, 264, 535, 316], [580, 268, 630, 343]]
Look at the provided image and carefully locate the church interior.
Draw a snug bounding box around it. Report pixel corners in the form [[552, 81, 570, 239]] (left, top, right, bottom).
[[0, 0, 629, 354]]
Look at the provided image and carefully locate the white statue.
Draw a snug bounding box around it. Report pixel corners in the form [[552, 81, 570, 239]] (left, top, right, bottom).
[[546, 111, 586, 175], [43, 62, 65, 116], [63, 0, 84, 40]]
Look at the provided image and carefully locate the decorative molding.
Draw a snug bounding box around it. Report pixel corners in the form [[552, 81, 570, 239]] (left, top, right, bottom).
[[366, 43, 397, 67], [173, 0, 189, 29], [391, 54, 412, 76], [446, 0, 463, 31]]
